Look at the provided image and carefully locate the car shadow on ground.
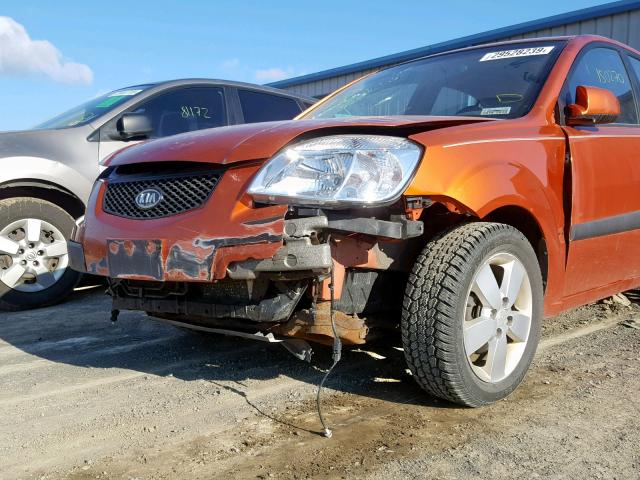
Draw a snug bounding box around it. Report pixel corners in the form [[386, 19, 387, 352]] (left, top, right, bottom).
[[0, 289, 460, 418]]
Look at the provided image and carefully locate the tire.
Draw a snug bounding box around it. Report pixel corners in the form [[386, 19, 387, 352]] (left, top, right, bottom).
[[401, 222, 543, 407], [0, 197, 81, 311]]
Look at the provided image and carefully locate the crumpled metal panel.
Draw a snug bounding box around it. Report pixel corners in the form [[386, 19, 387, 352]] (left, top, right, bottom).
[[272, 301, 369, 345]]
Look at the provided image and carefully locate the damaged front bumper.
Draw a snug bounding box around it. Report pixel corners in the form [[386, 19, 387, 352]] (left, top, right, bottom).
[[71, 161, 424, 346]]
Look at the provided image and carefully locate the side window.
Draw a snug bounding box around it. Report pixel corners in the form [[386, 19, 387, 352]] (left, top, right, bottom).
[[238, 90, 302, 123], [628, 56, 640, 94], [129, 87, 226, 138], [564, 48, 638, 124]]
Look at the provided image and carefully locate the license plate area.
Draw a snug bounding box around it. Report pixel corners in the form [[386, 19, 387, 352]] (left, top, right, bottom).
[[107, 240, 164, 280]]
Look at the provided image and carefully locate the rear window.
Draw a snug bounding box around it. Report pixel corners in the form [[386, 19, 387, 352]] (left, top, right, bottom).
[[238, 90, 301, 123]]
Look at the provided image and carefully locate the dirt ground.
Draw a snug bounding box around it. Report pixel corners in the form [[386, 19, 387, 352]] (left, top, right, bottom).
[[0, 287, 639, 479]]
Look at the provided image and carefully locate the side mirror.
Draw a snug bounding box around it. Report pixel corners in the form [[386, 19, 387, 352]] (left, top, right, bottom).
[[115, 113, 153, 140], [566, 85, 620, 126]]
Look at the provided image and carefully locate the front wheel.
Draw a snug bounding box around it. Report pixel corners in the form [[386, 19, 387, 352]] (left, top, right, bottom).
[[0, 197, 80, 311], [401, 222, 543, 407]]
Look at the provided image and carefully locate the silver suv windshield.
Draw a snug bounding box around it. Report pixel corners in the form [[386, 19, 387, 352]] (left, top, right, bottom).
[[34, 84, 155, 129], [303, 41, 565, 120]]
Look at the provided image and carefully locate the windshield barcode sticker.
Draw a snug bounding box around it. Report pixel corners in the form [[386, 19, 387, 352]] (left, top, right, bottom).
[[480, 46, 554, 61], [481, 107, 511, 116]]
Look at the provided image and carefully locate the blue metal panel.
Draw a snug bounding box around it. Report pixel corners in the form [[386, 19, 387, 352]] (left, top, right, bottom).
[[596, 15, 614, 36], [629, 10, 640, 47], [564, 22, 582, 36], [611, 12, 630, 39], [269, 0, 640, 89]]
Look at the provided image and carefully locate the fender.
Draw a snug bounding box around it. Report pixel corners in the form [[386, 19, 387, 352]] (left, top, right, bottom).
[[0, 156, 92, 204], [405, 132, 568, 315]]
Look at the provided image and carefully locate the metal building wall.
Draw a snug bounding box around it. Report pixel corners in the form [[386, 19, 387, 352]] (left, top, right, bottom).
[[279, 9, 640, 98], [505, 9, 640, 45]]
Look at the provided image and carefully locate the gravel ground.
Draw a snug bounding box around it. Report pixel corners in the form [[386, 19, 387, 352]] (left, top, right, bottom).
[[0, 287, 638, 479]]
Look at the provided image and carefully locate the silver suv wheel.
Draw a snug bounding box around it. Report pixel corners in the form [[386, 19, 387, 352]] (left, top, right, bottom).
[[0, 197, 80, 311], [0, 218, 69, 292]]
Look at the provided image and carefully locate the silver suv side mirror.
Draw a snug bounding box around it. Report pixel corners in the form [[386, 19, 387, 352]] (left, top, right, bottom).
[[116, 113, 153, 140]]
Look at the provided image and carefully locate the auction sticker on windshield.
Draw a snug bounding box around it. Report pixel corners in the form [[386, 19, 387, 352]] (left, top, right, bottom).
[[96, 97, 125, 108], [480, 46, 554, 61], [108, 89, 143, 97]]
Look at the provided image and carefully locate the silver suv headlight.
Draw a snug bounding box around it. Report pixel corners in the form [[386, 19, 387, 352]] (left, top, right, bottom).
[[247, 135, 423, 207]]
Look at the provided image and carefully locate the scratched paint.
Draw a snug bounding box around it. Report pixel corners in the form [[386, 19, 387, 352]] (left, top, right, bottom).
[[194, 232, 282, 249], [107, 240, 164, 281], [166, 244, 215, 280], [81, 162, 289, 284]]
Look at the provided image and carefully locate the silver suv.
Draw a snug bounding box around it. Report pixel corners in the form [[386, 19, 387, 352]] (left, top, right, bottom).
[[0, 79, 314, 310]]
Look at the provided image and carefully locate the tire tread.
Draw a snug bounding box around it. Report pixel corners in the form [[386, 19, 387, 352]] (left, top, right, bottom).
[[401, 222, 534, 407]]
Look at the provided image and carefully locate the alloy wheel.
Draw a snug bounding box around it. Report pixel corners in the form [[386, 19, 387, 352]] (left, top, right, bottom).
[[463, 252, 533, 383], [0, 218, 69, 292]]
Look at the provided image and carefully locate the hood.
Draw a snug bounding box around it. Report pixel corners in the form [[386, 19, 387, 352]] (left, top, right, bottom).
[[0, 127, 87, 161], [107, 116, 497, 167]]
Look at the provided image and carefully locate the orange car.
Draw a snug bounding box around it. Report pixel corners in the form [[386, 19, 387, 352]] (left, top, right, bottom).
[[70, 35, 640, 407]]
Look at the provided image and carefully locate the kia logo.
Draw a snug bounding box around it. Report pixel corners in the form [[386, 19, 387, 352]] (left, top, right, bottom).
[[135, 188, 164, 210]]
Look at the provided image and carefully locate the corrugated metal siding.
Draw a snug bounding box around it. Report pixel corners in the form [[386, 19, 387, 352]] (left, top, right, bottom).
[[503, 11, 640, 43], [282, 9, 640, 98]]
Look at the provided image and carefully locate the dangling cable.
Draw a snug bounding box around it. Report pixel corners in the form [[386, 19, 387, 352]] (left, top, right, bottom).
[[316, 235, 342, 438]]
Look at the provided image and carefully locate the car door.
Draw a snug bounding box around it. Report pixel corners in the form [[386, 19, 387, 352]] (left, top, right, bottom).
[[561, 45, 640, 298], [236, 89, 304, 124], [98, 86, 228, 163]]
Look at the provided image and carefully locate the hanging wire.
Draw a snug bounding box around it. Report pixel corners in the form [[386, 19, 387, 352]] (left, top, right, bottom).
[[316, 235, 342, 438]]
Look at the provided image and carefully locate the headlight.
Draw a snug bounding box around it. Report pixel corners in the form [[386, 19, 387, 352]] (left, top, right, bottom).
[[247, 135, 422, 207]]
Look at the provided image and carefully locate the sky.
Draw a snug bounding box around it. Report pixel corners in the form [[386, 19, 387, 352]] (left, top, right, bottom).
[[0, 0, 610, 131]]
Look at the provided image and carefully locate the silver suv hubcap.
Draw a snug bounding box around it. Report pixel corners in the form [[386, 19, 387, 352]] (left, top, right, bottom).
[[0, 218, 68, 292], [463, 252, 532, 383]]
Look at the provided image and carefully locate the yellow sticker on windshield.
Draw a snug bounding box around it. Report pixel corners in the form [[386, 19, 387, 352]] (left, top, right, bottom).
[[480, 46, 554, 61]]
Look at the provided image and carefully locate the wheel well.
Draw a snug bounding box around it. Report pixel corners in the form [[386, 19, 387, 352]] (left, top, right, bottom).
[[483, 206, 548, 289], [415, 203, 548, 289], [0, 181, 85, 219]]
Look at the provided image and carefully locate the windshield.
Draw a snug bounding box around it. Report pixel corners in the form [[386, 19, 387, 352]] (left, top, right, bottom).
[[304, 42, 565, 120], [34, 84, 155, 129]]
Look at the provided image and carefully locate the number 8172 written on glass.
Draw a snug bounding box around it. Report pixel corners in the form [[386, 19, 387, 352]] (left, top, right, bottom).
[[181, 106, 212, 119]]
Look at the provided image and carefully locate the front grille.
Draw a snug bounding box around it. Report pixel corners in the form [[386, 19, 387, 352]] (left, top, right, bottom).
[[103, 173, 220, 219]]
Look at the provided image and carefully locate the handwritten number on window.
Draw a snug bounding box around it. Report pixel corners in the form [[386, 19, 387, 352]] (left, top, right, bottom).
[[596, 68, 625, 85], [181, 106, 212, 119]]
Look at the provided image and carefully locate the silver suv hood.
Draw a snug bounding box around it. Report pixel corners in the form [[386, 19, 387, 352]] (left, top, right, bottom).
[[0, 127, 90, 161]]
